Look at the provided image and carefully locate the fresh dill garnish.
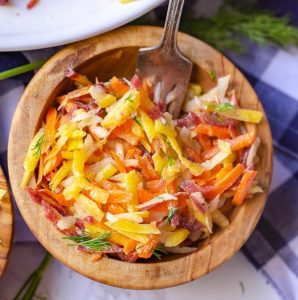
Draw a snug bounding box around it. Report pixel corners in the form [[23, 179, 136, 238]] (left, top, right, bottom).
[[166, 207, 179, 223], [207, 102, 235, 113], [31, 134, 45, 156], [133, 117, 142, 127], [124, 93, 134, 103], [180, 1, 298, 53], [133, 1, 298, 53], [167, 156, 176, 167], [152, 244, 168, 260], [209, 69, 216, 81], [215, 102, 235, 112], [63, 232, 112, 251]]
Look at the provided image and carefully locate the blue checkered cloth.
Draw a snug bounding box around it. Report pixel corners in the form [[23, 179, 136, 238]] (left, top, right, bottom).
[[1, 1, 298, 299]]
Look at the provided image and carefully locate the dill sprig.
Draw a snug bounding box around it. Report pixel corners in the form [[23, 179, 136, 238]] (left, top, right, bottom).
[[215, 102, 235, 113], [167, 156, 176, 167], [31, 134, 45, 157], [166, 207, 179, 223], [133, 1, 298, 53], [206, 102, 235, 113], [63, 232, 112, 251], [152, 244, 168, 260], [133, 116, 142, 127], [180, 1, 298, 52]]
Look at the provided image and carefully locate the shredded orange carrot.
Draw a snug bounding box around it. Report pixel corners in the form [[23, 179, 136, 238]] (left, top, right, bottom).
[[137, 234, 160, 259], [203, 163, 245, 200], [167, 178, 180, 194], [109, 76, 129, 98], [105, 203, 126, 214], [43, 107, 57, 152], [185, 146, 201, 163], [137, 155, 159, 181], [137, 188, 156, 204], [145, 179, 166, 193], [108, 190, 133, 203], [111, 150, 127, 173], [39, 189, 74, 207], [100, 180, 123, 191], [197, 124, 232, 139], [197, 133, 212, 150], [229, 131, 256, 151], [232, 170, 257, 205], [43, 151, 63, 176], [201, 146, 220, 161]]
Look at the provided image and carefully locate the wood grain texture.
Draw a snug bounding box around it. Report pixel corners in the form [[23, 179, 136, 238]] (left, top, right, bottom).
[[8, 26, 272, 289], [0, 166, 13, 280]]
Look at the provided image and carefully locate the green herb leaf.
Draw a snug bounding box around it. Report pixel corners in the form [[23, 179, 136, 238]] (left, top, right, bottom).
[[13, 252, 52, 300], [166, 207, 179, 223], [31, 134, 45, 157], [215, 102, 235, 112], [133, 1, 298, 53], [0, 59, 47, 81], [63, 232, 112, 251], [124, 93, 133, 103], [133, 117, 142, 127], [152, 244, 168, 260], [209, 70, 216, 81], [167, 156, 176, 167], [180, 2, 298, 53], [207, 102, 235, 113]]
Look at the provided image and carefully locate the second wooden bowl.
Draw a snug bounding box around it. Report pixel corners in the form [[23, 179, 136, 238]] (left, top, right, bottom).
[[8, 26, 272, 289], [0, 166, 13, 281]]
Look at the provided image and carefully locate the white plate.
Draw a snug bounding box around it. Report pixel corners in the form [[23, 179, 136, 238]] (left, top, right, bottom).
[[0, 0, 164, 51]]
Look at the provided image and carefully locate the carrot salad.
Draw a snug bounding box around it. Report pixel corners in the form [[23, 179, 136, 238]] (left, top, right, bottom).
[[22, 71, 263, 262]]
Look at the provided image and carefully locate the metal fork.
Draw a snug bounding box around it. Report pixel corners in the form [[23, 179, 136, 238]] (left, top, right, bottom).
[[136, 0, 193, 119]]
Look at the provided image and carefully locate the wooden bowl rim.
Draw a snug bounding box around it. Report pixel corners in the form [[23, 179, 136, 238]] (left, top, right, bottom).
[[0, 166, 14, 281], [8, 25, 272, 289]]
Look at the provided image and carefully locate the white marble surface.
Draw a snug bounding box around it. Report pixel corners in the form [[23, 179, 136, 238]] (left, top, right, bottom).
[[0, 242, 281, 300]]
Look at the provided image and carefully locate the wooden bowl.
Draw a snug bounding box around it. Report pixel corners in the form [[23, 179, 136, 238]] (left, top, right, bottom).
[[0, 166, 13, 280], [8, 26, 272, 289]]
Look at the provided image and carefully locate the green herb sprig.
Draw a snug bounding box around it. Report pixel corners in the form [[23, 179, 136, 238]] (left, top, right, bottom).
[[0, 59, 47, 81], [166, 207, 179, 223], [215, 102, 235, 113], [133, 116, 142, 127], [63, 232, 112, 251], [207, 102, 235, 113], [167, 156, 176, 167], [132, 1, 298, 53], [152, 244, 168, 260], [209, 70, 217, 81], [180, 1, 298, 52], [13, 252, 52, 300], [31, 134, 45, 157]]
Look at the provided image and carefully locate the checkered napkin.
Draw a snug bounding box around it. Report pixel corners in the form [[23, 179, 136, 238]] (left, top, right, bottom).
[[1, 2, 298, 300]]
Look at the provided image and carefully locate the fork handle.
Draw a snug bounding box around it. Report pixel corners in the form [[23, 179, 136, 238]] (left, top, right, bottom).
[[160, 0, 185, 51]]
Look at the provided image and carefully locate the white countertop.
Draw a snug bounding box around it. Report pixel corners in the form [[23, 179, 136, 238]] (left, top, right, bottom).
[[0, 242, 281, 300]]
